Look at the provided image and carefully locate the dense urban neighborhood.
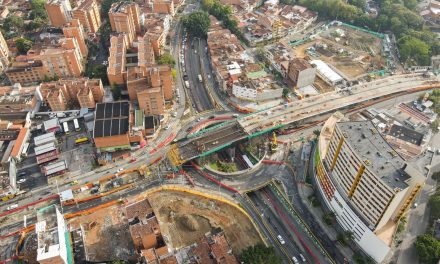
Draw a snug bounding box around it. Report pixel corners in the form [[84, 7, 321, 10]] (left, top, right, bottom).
[[0, 0, 439, 263]]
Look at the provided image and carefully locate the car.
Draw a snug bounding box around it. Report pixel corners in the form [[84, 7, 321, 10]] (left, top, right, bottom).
[[232, 114, 239, 118], [299, 254, 306, 262], [17, 179, 26, 184], [165, 125, 171, 130], [208, 115, 215, 119], [70, 180, 79, 185], [117, 168, 124, 172], [277, 235, 285, 245], [18, 172, 26, 176], [292, 257, 299, 264], [186, 126, 193, 132], [7, 204, 18, 211], [171, 112, 177, 117]]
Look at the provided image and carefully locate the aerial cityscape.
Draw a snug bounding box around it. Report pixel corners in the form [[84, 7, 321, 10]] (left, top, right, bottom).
[[0, 0, 439, 263]]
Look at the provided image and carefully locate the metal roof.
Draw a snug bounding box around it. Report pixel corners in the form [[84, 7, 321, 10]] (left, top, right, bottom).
[[93, 102, 130, 138]]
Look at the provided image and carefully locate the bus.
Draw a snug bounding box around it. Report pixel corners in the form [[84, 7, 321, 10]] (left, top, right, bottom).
[[75, 137, 89, 145], [198, 74, 202, 83], [73, 118, 80, 131], [63, 122, 69, 134], [21, 142, 29, 158]]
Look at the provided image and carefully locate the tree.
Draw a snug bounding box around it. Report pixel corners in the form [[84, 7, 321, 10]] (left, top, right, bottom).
[[429, 188, 440, 220], [157, 53, 176, 67], [30, 0, 48, 20], [282, 88, 290, 98], [415, 234, 440, 264], [111, 84, 122, 100], [3, 16, 24, 33], [182, 11, 211, 38], [85, 63, 109, 85], [15, 38, 33, 55], [398, 36, 430, 66], [432, 171, 440, 181], [313, 129, 321, 137], [239, 244, 282, 264]]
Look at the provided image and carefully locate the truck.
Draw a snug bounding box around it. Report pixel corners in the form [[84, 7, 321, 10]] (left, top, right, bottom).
[[198, 74, 202, 83]]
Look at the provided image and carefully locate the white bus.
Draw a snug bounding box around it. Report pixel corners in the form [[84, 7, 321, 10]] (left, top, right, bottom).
[[63, 122, 69, 134], [198, 74, 202, 83], [21, 142, 29, 158], [73, 118, 80, 131]]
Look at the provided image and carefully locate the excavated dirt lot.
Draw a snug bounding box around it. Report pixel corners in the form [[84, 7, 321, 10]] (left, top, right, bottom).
[[147, 191, 261, 253]]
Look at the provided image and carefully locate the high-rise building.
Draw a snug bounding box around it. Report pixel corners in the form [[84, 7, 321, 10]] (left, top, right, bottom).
[[287, 58, 316, 88], [0, 31, 9, 71], [109, 2, 141, 46], [313, 113, 425, 263], [39, 78, 104, 110], [137, 87, 165, 116], [71, 0, 102, 33], [36, 205, 72, 264], [39, 38, 84, 79], [107, 34, 127, 86], [137, 34, 155, 69], [152, 0, 175, 15], [45, 0, 72, 28], [63, 19, 88, 59]]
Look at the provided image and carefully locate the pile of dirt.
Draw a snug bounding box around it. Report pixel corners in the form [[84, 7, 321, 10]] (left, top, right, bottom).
[[179, 215, 200, 231]]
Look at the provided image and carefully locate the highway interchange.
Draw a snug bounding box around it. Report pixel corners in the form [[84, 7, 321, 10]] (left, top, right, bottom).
[[1, 3, 440, 263]]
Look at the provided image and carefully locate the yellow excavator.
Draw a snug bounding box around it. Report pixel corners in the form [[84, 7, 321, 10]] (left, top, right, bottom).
[[271, 132, 278, 152]]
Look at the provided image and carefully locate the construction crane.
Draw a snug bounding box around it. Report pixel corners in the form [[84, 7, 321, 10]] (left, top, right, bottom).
[[271, 132, 278, 152]]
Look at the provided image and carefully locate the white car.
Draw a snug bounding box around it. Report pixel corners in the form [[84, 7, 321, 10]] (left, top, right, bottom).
[[117, 168, 124, 172], [165, 125, 171, 130], [299, 254, 306, 262], [7, 204, 18, 210], [292, 256, 299, 264], [277, 235, 285, 245], [17, 179, 26, 184]]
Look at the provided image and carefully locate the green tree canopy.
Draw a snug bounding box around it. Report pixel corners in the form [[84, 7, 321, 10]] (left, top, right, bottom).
[[239, 244, 282, 264], [102, 0, 122, 19], [157, 53, 176, 67], [429, 187, 440, 220], [15, 38, 33, 55], [415, 234, 440, 264], [398, 36, 430, 66], [30, 0, 48, 20], [182, 11, 211, 38], [3, 16, 24, 33]]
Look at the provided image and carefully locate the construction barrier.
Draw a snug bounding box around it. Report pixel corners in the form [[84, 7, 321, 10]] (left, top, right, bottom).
[[190, 161, 239, 193]]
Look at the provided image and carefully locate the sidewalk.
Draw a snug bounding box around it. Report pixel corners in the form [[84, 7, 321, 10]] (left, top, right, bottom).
[[296, 184, 354, 259]]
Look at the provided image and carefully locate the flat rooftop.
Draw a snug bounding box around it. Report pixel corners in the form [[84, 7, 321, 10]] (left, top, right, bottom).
[[337, 121, 410, 190], [388, 124, 424, 146], [93, 101, 129, 138]]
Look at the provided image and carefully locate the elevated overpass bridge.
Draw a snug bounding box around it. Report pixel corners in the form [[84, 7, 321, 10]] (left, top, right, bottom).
[[168, 74, 440, 166]]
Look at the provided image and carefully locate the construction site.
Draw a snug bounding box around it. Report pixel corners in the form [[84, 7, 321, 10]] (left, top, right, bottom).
[[147, 190, 261, 252], [289, 23, 389, 81]]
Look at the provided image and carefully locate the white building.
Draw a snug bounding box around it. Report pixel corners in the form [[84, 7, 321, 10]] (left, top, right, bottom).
[[36, 205, 71, 264], [310, 60, 343, 85]]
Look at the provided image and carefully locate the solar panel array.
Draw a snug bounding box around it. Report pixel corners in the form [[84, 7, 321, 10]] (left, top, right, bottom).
[[93, 102, 130, 138]]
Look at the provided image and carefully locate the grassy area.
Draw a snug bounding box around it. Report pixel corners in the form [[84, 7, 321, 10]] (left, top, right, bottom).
[[209, 161, 238, 173]]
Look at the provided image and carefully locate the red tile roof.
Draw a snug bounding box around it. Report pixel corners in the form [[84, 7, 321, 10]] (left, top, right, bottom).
[[11, 127, 28, 158]]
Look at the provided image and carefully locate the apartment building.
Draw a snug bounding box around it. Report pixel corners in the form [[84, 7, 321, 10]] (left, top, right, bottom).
[[152, 0, 175, 15], [288, 58, 316, 88], [126, 65, 173, 116], [138, 34, 156, 68], [143, 14, 171, 56], [6, 60, 45, 85], [71, 0, 102, 33], [39, 38, 84, 79], [109, 2, 141, 46], [63, 19, 88, 58], [314, 114, 425, 262], [107, 35, 127, 86], [38, 78, 104, 110], [0, 31, 9, 72], [45, 0, 72, 27]]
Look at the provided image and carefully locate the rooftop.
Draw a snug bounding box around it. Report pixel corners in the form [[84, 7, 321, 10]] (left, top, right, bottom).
[[125, 198, 153, 223], [93, 101, 130, 138], [337, 121, 410, 190], [388, 124, 424, 146]]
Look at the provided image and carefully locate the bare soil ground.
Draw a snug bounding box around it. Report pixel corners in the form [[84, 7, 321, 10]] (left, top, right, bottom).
[[68, 204, 135, 262], [147, 191, 262, 253], [293, 25, 386, 80]]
